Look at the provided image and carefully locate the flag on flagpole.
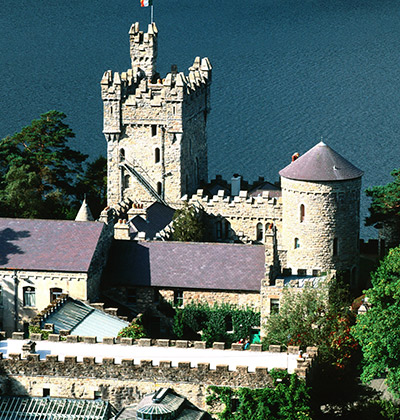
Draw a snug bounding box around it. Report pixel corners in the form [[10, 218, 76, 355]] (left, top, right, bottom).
[[140, 0, 152, 7]]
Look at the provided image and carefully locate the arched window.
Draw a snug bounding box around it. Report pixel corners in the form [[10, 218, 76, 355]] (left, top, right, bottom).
[[300, 204, 305, 223], [50, 288, 63, 302], [157, 182, 162, 196], [256, 223, 263, 241], [23, 286, 36, 307], [333, 237, 338, 256], [119, 148, 125, 163], [294, 238, 300, 249], [155, 147, 160, 163]]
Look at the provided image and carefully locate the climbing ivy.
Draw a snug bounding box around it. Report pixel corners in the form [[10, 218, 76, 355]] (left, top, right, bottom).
[[206, 370, 312, 419]]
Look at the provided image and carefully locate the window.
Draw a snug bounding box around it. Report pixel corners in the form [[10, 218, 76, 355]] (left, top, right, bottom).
[[50, 288, 62, 302], [224, 220, 230, 239], [123, 174, 130, 189], [119, 148, 125, 162], [23, 287, 36, 307], [157, 182, 162, 196], [127, 288, 137, 304], [174, 290, 183, 307], [256, 223, 263, 241], [333, 237, 338, 256], [151, 125, 157, 137], [216, 221, 222, 239], [94, 391, 102, 400], [294, 238, 300, 249], [155, 147, 160, 163], [43, 388, 50, 397], [270, 299, 279, 314], [300, 204, 305, 223]]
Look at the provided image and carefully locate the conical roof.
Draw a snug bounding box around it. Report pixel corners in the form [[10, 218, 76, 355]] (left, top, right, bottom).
[[279, 141, 363, 182], [75, 199, 94, 222]]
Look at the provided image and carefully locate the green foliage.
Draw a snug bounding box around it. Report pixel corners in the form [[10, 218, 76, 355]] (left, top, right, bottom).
[[0, 111, 88, 219], [76, 156, 107, 218], [263, 278, 358, 369], [172, 301, 260, 346], [366, 169, 400, 228], [263, 282, 329, 350], [207, 370, 312, 419], [117, 320, 146, 339], [29, 325, 49, 340], [171, 203, 206, 242], [352, 245, 400, 398]]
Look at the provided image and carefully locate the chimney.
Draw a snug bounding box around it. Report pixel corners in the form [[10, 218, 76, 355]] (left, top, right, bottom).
[[292, 152, 299, 162], [231, 174, 241, 196]]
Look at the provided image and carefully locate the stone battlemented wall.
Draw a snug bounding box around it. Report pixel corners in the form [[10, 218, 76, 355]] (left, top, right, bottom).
[[187, 189, 282, 244], [0, 355, 272, 411]]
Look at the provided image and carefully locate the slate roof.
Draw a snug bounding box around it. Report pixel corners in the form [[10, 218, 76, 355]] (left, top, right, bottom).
[[279, 141, 363, 182], [104, 241, 265, 292], [130, 201, 175, 239], [0, 218, 104, 272]]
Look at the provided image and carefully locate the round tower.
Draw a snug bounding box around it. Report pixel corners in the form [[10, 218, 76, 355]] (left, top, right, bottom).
[[279, 141, 363, 281]]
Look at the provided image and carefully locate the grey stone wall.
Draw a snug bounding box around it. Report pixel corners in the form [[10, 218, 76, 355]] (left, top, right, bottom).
[[281, 177, 361, 277], [101, 22, 211, 208]]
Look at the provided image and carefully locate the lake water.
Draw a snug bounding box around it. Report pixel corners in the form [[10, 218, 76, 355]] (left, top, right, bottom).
[[1, 0, 400, 238]]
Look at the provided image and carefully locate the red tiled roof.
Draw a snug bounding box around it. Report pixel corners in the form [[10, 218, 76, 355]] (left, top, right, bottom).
[[0, 218, 105, 272], [104, 241, 265, 292]]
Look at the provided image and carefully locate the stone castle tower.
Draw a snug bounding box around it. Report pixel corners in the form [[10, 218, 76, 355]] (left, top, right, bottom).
[[101, 22, 212, 208], [279, 142, 364, 281]]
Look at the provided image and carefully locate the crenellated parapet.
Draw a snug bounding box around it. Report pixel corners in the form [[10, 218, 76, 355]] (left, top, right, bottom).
[[186, 189, 283, 243], [102, 22, 212, 206]]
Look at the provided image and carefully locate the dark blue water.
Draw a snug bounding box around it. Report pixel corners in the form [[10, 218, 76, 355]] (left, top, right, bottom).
[[1, 0, 400, 238]]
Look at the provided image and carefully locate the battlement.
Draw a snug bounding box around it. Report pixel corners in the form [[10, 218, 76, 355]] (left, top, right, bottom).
[[129, 22, 158, 80], [187, 188, 281, 207]]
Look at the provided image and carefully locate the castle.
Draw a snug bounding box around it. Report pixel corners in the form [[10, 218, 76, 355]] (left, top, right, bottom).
[[0, 20, 364, 416], [99, 21, 363, 326]]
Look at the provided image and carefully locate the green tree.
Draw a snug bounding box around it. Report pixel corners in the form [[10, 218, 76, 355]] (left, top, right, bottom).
[[366, 169, 400, 228], [171, 202, 206, 242], [0, 111, 88, 219], [77, 156, 107, 218], [352, 246, 400, 398], [263, 278, 358, 368]]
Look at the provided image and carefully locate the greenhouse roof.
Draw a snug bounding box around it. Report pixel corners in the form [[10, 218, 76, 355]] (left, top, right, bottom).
[[0, 396, 112, 420]]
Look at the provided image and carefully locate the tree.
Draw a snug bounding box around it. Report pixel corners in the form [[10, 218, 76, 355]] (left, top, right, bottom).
[[366, 169, 400, 228], [352, 246, 400, 398], [366, 169, 400, 250], [77, 156, 107, 218], [171, 202, 206, 242], [263, 277, 358, 368], [0, 111, 88, 219]]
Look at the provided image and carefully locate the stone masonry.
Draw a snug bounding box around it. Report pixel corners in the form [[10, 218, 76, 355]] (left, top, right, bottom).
[[102, 22, 212, 207]]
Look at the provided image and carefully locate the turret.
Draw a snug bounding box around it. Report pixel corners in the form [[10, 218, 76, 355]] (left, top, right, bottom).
[[129, 22, 158, 80], [279, 142, 363, 284]]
